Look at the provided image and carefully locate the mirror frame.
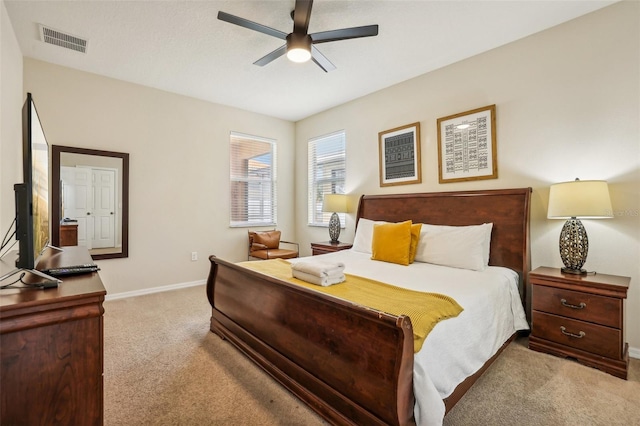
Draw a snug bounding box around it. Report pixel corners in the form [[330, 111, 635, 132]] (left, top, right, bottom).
[[51, 145, 129, 260]]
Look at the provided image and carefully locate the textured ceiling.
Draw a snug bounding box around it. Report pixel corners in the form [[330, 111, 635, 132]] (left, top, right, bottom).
[[5, 0, 615, 121]]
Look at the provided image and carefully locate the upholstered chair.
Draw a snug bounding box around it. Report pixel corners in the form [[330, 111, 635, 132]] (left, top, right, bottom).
[[248, 230, 299, 260]]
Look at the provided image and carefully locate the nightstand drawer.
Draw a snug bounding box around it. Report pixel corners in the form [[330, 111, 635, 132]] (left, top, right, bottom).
[[312, 247, 336, 256], [532, 285, 622, 328], [532, 311, 622, 360]]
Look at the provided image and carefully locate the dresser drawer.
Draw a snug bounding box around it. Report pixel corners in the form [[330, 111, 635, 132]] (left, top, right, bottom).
[[532, 311, 623, 360], [532, 285, 622, 328]]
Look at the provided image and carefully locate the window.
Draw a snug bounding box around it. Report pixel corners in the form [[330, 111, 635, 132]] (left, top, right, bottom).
[[230, 132, 276, 227], [308, 131, 346, 226]]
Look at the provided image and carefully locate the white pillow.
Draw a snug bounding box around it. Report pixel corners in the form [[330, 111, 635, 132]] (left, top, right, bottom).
[[352, 218, 386, 254], [413, 223, 493, 271]]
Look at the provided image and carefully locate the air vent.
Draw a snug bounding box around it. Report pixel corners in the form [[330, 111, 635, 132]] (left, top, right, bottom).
[[39, 25, 87, 54]]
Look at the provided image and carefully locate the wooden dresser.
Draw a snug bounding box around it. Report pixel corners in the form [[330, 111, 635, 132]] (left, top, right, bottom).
[[311, 241, 353, 256], [529, 266, 630, 379], [60, 222, 79, 246], [0, 246, 106, 425]]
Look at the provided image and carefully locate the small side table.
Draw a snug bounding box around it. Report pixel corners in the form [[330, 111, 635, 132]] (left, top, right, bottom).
[[528, 266, 630, 379], [311, 241, 353, 256]]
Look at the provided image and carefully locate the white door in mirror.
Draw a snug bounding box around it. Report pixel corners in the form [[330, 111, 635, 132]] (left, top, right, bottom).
[[61, 166, 116, 249]]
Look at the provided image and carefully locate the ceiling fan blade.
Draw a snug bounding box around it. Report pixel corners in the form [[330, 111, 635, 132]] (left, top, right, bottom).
[[311, 25, 379, 44], [293, 0, 313, 34], [218, 11, 287, 40], [253, 45, 287, 66], [311, 46, 336, 72]]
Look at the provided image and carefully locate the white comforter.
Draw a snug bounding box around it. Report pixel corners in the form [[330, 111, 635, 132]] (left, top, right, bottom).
[[289, 250, 529, 426]]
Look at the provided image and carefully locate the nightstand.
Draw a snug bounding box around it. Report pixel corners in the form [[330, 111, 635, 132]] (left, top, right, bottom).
[[311, 241, 353, 256], [528, 266, 630, 379]]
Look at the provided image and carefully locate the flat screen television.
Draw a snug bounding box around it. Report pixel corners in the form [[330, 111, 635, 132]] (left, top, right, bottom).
[[14, 92, 50, 270]]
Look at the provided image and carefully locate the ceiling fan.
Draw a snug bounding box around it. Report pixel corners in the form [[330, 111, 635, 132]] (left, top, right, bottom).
[[218, 0, 379, 72]]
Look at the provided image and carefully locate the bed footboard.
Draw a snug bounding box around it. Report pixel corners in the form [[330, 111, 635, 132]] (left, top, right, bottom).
[[206, 255, 415, 426]]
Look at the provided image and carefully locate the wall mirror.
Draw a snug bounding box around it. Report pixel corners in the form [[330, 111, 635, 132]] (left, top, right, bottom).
[[51, 145, 129, 260]]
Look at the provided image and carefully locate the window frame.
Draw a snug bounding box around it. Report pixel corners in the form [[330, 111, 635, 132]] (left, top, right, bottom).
[[308, 130, 346, 227], [229, 132, 277, 228]]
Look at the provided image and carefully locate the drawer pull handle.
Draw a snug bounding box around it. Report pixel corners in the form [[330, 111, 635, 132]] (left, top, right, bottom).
[[560, 299, 586, 310], [560, 326, 585, 339]]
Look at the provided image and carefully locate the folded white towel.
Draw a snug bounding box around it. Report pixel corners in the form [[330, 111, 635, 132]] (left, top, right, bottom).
[[291, 261, 345, 278], [292, 269, 345, 287]]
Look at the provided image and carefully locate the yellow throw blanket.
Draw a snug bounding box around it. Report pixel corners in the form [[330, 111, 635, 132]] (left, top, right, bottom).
[[238, 258, 463, 352]]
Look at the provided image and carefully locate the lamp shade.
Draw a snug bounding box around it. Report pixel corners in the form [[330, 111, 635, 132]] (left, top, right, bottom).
[[547, 179, 613, 219], [322, 194, 348, 213]]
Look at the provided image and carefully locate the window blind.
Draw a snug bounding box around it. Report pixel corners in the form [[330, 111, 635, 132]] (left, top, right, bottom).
[[230, 132, 276, 227], [308, 131, 346, 226]]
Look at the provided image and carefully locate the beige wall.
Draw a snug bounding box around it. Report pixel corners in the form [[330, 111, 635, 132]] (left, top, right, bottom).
[[0, 0, 23, 233], [22, 58, 296, 295], [295, 2, 639, 354]]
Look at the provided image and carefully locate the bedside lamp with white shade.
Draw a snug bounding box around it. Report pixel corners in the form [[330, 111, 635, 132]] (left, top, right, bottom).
[[547, 178, 613, 275], [322, 194, 349, 243]]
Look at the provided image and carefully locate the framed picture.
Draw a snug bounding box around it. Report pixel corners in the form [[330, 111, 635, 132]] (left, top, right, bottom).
[[378, 122, 421, 187], [437, 104, 497, 183]]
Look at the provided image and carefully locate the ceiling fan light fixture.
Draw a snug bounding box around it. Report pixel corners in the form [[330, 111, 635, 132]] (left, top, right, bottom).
[[218, 0, 379, 71], [287, 47, 311, 63], [286, 33, 311, 63]]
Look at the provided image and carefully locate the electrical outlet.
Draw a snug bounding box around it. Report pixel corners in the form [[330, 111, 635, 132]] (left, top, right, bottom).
[[191, 251, 198, 261]]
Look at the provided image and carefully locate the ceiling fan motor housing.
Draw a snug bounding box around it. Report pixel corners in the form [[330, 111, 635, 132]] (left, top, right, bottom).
[[286, 33, 312, 62]]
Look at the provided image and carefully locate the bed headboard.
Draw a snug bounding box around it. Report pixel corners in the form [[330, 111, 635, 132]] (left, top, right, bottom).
[[355, 188, 532, 303]]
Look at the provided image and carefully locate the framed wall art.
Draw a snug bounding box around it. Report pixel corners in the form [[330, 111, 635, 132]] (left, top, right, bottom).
[[437, 104, 497, 183], [378, 122, 421, 187]]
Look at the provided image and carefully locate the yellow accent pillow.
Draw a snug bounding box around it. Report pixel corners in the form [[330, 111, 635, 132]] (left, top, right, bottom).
[[409, 223, 422, 264], [371, 220, 413, 266]]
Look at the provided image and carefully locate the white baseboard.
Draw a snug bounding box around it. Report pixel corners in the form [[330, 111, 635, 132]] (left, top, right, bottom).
[[105, 279, 205, 301], [629, 346, 640, 360]]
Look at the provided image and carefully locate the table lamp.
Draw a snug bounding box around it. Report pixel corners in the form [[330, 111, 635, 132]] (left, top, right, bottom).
[[547, 178, 613, 274], [322, 194, 348, 243]]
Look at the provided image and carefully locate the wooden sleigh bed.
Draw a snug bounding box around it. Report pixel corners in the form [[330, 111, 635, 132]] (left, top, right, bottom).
[[206, 188, 531, 425]]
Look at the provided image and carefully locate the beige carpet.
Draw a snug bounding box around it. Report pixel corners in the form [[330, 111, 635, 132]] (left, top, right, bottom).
[[444, 338, 640, 426], [104, 285, 640, 425]]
